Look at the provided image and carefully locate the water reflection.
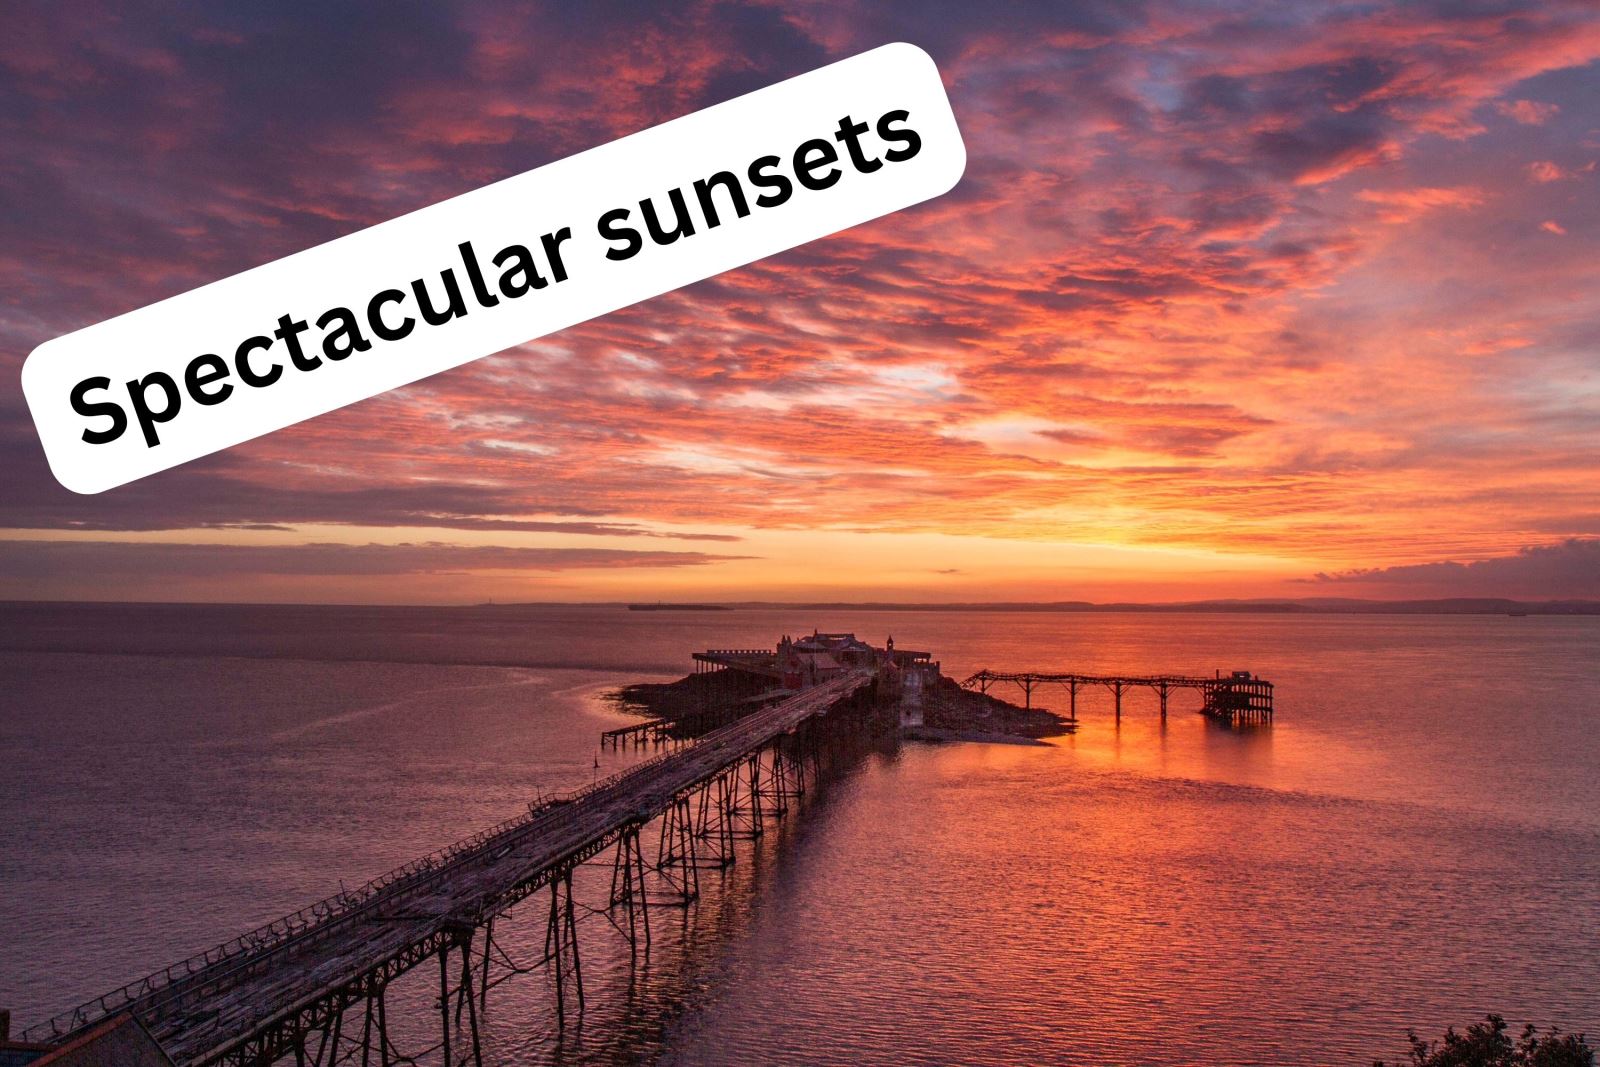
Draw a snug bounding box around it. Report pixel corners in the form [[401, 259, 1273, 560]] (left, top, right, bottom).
[[3, 607, 1597, 1066]]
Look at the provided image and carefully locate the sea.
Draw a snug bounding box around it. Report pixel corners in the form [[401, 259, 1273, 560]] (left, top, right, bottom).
[[2, 602, 1597, 1065]]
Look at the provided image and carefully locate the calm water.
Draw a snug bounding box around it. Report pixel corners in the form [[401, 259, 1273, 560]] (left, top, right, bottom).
[[2, 603, 1597, 1065]]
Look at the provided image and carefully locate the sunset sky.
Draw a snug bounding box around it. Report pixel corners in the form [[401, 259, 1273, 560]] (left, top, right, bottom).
[[2, 1, 1598, 603]]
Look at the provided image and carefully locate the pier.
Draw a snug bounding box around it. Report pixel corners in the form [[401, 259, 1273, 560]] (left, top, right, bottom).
[[17, 671, 877, 1067], [962, 668, 1274, 725], [14, 635, 1274, 1067]]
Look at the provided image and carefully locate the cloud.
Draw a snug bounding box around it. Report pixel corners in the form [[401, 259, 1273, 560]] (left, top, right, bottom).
[[2, 1, 1599, 599], [1496, 99, 1560, 125], [0, 537, 754, 604], [1304, 539, 1600, 598], [1356, 186, 1484, 223], [1527, 160, 1569, 182], [0, 539, 750, 579]]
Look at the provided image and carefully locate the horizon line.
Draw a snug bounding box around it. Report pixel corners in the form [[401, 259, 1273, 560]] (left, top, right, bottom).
[[3, 596, 1598, 614]]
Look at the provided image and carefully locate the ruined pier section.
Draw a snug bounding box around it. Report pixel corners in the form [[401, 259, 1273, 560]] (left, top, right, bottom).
[[961, 668, 1274, 726]]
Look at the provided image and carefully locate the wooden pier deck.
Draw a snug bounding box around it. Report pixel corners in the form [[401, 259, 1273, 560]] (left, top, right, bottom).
[[24, 671, 873, 1066]]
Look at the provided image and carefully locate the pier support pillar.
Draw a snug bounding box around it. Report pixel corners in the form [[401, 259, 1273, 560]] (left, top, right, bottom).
[[430, 930, 486, 1067], [783, 740, 807, 800], [322, 1004, 344, 1067], [729, 754, 765, 839], [609, 824, 651, 953], [653, 795, 700, 904], [478, 920, 492, 1013], [544, 868, 583, 1027], [451, 932, 485, 1067], [767, 744, 802, 810], [437, 947, 452, 1067], [377, 985, 392, 1067], [693, 776, 736, 868]]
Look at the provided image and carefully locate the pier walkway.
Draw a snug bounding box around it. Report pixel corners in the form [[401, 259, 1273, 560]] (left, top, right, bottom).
[[23, 672, 873, 1067]]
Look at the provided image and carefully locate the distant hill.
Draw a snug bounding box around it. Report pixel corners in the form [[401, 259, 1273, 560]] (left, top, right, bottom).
[[626, 603, 732, 611]]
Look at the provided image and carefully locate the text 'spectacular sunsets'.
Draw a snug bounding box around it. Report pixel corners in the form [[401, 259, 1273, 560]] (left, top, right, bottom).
[[68, 110, 926, 451], [24, 45, 966, 495]]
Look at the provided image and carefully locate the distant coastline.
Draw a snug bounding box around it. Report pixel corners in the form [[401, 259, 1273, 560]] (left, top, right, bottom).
[[626, 603, 733, 612]]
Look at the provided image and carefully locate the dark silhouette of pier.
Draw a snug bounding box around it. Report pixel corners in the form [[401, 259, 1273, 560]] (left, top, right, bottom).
[[962, 668, 1273, 724], [20, 671, 875, 1067]]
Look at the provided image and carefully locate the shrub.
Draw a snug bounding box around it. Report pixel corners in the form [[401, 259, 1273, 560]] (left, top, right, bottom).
[[1376, 1014, 1592, 1067]]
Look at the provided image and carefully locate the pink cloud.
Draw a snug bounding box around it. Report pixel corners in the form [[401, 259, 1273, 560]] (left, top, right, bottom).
[[1496, 99, 1561, 125], [1356, 186, 1484, 223]]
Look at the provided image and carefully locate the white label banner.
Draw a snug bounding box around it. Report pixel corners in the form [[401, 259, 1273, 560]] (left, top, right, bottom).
[[22, 42, 966, 494]]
